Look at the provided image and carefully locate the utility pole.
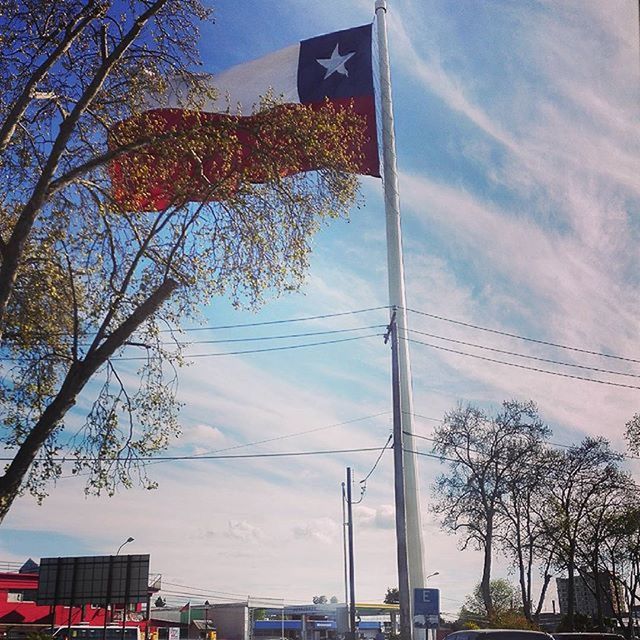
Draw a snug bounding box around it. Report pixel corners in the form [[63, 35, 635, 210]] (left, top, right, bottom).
[[346, 468, 357, 640], [342, 482, 349, 608], [386, 310, 412, 640]]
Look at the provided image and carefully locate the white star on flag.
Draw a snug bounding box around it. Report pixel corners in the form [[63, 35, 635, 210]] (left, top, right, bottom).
[[316, 43, 356, 79]]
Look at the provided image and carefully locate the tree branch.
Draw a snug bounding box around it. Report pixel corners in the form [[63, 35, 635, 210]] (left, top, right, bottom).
[[0, 277, 179, 523]]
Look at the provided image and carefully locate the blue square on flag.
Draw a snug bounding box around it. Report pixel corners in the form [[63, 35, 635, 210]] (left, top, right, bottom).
[[297, 24, 374, 102]]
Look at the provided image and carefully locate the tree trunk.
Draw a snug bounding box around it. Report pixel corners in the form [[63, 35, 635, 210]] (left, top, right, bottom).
[[534, 573, 552, 622], [0, 278, 178, 523], [567, 550, 576, 631], [517, 543, 530, 621], [481, 513, 494, 620], [591, 552, 604, 630]]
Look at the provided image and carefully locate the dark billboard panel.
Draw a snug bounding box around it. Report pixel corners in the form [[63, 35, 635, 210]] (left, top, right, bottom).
[[37, 554, 150, 605]]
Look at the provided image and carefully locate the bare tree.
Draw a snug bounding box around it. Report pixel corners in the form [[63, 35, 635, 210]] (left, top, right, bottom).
[[539, 438, 623, 631], [600, 505, 640, 634], [573, 473, 632, 630], [0, 0, 365, 521], [496, 443, 556, 623], [432, 400, 550, 619]]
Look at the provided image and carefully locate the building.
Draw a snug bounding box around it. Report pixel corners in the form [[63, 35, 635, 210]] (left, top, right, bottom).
[[0, 559, 160, 640], [150, 601, 399, 640], [256, 603, 398, 640], [1, 557, 397, 640], [556, 572, 625, 618]]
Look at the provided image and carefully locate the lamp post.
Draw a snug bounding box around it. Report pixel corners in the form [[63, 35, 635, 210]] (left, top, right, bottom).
[[424, 573, 439, 640], [113, 537, 134, 640], [116, 537, 134, 556], [204, 601, 209, 639]]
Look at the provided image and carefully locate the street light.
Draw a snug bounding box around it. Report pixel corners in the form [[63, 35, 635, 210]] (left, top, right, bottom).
[[426, 571, 439, 580], [204, 601, 210, 639], [110, 538, 135, 636], [116, 537, 135, 555]]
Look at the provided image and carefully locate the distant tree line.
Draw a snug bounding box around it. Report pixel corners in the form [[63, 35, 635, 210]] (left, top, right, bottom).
[[432, 400, 640, 633]]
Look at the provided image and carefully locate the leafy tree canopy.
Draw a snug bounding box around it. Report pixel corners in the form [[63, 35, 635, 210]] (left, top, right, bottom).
[[459, 579, 526, 627], [0, 0, 365, 522], [384, 587, 399, 604]]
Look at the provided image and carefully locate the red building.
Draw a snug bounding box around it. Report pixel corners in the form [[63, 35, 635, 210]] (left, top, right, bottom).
[[0, 560, 158, 640]]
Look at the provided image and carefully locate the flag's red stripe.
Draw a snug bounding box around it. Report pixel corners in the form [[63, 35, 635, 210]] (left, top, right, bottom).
[[110, 96, 379, 211]]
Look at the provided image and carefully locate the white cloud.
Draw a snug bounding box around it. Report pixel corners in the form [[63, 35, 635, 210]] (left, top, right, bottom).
[[227, 520, 265, 543], [356, 504, 395, 530], [180, 423, 229, 455], [293, 517, 340, 545]]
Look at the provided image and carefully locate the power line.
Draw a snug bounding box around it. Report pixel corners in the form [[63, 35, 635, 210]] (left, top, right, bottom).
[[161, 581, 263, 598], [410, 440, 640, 494], [154, 325, 385, 346], [60, 411, 392, 480], [405, 336, 640, 391], [113, 334, 382, 361], [146, 411, 391, 467], [349, 433, 394, 505], [11, 445, 387, 463], [14, 307, 390, 341], [158, 590, 250, 604], [360, 434, 393, 485], [408, 419, 640, 471], [405, 307, 640, 365], [406, 328, 640, 380], [403, 445, 457, 464], [158, 581, 309, 604], [406, 412, 640, 465], [407, 427, 640, 464], [410, 412, 443, 424], [163, 307, 389, 333], [63, 325, 384, 349]]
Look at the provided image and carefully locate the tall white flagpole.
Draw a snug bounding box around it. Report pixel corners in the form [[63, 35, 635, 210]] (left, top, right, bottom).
[[374, 0, 426, 599]]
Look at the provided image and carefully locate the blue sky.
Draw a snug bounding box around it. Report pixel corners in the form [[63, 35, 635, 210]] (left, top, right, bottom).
[[2, 0, 640, 619]]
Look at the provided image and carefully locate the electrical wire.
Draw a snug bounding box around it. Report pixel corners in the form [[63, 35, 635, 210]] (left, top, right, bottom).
[[410, 412, 443, 424], [348, 433, 394, 505], [145, 410, 391, 468], [405, 336, 640, 391], [405, 412, 640, 462], [407, 424, 640, 483], [158, 581, 311, 604], [7, 445, 387, 463], [360, 433, 393, 485], [406, 328, 640, 379], [405, 307, 640, 365], [409, 442, 640, 496], [112, 334, 382, 361], [161, 581, 261, 598], [58, 411, 391, 479], [404, 445, 457, 464], [158, 590, 250, 604], [163, 306, 389, 333], [154, 325, 385, 346], [407, 426, 640, 465], [14, 307, 389, 341]]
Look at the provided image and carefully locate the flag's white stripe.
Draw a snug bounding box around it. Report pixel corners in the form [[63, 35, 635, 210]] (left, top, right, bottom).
[[152, 44, 302, 114], [211, 44, 301, 112]]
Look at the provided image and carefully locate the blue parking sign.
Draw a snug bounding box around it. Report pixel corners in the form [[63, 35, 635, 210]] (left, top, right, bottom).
[[413, 588, 440, 629]]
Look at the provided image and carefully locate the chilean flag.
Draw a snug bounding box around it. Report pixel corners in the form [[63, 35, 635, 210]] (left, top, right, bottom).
[[110, 24, 379, 211]]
